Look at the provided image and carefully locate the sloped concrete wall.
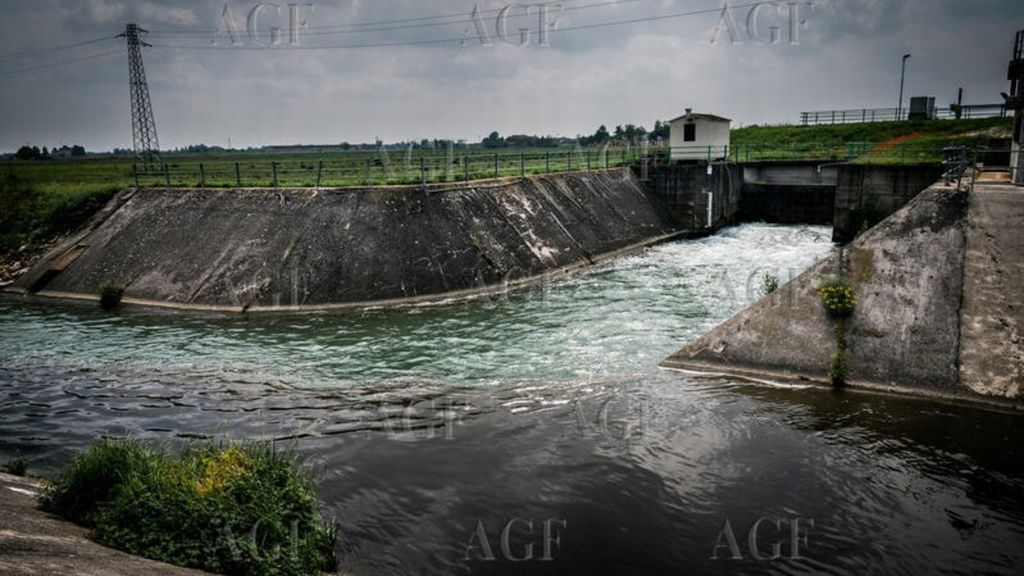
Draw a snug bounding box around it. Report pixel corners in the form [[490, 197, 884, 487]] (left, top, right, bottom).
[[661, 181, 1022, 404], [13, 170, 680, 311]]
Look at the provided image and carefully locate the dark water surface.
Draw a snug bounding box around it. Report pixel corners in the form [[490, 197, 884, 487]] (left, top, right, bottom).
[[1, 224, 1022, 575]]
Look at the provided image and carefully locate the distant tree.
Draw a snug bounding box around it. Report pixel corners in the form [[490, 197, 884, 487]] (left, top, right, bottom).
[[71, 145, 86, 157], [482, 131, 505, 149], [14, 146, 41, 161], [651, 120, 670, 141], [613, 125, 624, 140]]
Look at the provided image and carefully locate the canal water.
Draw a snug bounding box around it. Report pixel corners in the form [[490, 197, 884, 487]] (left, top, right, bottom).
[[1, 223, 1022, 576]]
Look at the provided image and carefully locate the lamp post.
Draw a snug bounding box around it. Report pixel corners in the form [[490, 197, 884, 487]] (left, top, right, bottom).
[[897, 53, 911, 120]]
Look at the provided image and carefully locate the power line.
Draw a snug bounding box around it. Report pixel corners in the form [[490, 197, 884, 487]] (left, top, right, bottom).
[[149, 2, 760, 51], [0, 47, 124, 77], [147, 0, 652, 38], [0, 35, 120, 62]]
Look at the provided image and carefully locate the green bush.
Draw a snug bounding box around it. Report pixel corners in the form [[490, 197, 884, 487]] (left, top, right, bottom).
[[760, 272, 780, 296], [1, 457, 28, 476], [40, 439, 337, 576], [817, 277, 857, 318], [98, 280, 126, 310]]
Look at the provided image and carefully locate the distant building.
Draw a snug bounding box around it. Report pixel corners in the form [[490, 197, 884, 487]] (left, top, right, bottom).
[[669, 109, 731, 161]]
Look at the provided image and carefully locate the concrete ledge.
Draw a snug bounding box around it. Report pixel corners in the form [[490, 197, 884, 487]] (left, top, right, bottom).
[[0, 473, 214, 576]]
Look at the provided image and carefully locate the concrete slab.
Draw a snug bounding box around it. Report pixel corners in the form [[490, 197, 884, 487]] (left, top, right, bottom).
[[959, 183, 1024, 397], [0, 473, 213, 576]]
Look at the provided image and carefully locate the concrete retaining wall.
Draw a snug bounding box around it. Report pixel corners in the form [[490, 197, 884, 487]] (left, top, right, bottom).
[[832, 164, 945, 242], [644, 163, 742, 231], [661, 179, 1023, 406], [12, 170, 680, 311]]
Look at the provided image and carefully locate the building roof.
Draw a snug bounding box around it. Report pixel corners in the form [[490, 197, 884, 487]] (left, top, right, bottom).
[[668, 112, 732, 124]]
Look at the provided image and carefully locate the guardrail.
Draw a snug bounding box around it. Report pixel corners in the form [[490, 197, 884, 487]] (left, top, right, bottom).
[[122, 147, 656, 188], [800, 104, 1007, 125]]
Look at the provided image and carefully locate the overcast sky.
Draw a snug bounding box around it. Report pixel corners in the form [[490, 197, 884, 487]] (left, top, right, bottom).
[[0, 0, 1019, 152]]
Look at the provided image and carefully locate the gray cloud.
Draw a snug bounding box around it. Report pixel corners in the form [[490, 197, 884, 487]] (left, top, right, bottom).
[[0, 0, 1019, 152]]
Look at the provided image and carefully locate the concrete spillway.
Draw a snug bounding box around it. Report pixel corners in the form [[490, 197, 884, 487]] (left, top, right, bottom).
[[11, 170, 682, 311], [662, 179, 1023, 406]]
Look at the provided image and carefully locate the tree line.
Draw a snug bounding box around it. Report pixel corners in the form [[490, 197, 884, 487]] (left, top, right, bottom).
[[481, 120, 672, 149]]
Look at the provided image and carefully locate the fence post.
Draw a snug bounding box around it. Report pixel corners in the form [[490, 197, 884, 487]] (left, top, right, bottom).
[[132, 164, 139, 187], [494, 152, 499, 179], [316, 160, 323, 188], [365, 158, 371, 185], [520, 151, 525, 178], [200, 163, 206, 188], [272, 162, 278, 188], [421, 157, 426, 185], [545, 151, 550, 174], [586, 149, 591, 171], [235, 161, 241, 187], [164, 163, 170, 187]]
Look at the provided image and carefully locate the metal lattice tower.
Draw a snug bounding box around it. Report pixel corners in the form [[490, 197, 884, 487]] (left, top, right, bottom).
[[119, 23, 160, 168]]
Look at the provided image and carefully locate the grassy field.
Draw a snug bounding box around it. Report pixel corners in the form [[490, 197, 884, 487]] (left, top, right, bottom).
[[1, 117, 1013, 255], [730, 116, 1013, 163]]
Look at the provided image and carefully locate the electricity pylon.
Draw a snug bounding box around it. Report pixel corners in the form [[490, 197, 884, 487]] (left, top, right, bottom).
[[119, 23, 160, 170]]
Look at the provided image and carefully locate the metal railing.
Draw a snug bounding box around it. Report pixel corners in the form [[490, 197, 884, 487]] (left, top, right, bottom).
[[124, 147, 657, 188], [800, 104, 1007, 125]]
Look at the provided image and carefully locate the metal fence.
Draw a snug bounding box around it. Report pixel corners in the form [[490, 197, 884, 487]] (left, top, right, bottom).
[[800, 104, 1007, 125], [128, 147, 654, 188]]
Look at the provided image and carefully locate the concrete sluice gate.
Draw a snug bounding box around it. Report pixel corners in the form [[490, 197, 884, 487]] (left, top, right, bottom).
[[11, 170, 684, 312]]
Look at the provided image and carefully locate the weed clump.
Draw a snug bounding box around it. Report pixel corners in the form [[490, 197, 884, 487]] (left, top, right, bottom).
[[0, 457, 28, 476], [98, 280, 125, 310], [40, 438, 337, 576], [818, 277, 857, 387]]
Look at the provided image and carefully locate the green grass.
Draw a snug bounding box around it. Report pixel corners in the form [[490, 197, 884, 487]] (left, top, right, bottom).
[[39, 438, 337, 576], [0, 118, 1011, 254], [730, 117, 1012, 163], [0, 457, 28, 476], [0, 170, 118, 253]]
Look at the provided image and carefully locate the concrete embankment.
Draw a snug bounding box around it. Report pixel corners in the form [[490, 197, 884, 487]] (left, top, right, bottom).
[[8, 170, 681, 311], [661, 179, 1024, 406], [0, 473, 212, 576]]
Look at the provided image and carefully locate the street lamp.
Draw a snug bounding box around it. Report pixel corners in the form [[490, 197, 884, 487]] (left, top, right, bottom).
[[897, 53, 911, 120]]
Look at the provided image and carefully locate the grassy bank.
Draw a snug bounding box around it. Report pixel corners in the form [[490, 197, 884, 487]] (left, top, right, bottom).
[[39, 438, 337, 576], [0, 117, 1011, 257], [0, 171, 117, 254], [731, 117, 1012, 163]]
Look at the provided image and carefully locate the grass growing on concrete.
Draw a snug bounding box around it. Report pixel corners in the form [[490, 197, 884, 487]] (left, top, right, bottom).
[[98, 281, 125, 310], [39, 438, 337, 576], [818, 277, 857, 386], [0, 457, 28, 476]]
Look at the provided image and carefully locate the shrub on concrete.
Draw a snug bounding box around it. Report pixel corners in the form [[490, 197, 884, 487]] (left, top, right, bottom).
[[0, 457, 28, 476], [760, 272, 780, 296], [817, 277, 857, 387], [40, 439, 337, 576], [98, 280, 125, 310], [817, 278, 857, 318]]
